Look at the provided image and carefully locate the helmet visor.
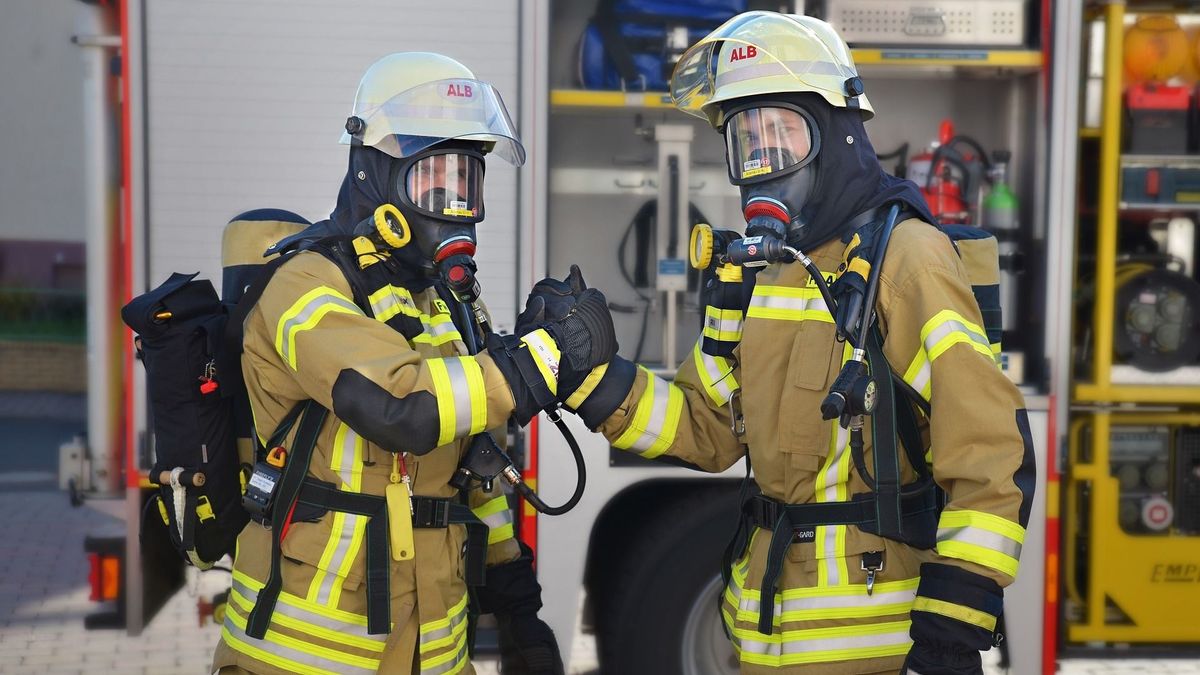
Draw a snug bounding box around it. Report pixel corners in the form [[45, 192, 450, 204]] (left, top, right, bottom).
[[724, 106, 814, 183], [404, 153, 485, 220], [341, 78, 526, 166]]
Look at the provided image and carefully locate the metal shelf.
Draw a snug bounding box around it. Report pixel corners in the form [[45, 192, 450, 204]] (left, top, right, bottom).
[[1075, 381, 1200, 404], [1119, 201, 1200, 212], [550, 50, 1044, 109]]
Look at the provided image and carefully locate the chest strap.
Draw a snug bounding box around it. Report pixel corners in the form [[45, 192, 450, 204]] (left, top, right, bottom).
[[739, 489, 940, 636]]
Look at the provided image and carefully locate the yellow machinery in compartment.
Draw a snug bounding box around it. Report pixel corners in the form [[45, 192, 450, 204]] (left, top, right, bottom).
[[1066, 411, 1200, 643]]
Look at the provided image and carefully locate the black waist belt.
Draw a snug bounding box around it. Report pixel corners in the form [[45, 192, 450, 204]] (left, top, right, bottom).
[[246, 434, 490, 638], [733, 488, 940, 636]]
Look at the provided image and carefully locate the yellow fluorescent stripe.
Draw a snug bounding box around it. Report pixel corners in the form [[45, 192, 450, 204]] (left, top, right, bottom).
[[703, 325, 743, 341], [753, 285, 825, 298], [412, 331, 462, 346], [939, 510, 1026, 543], [420, 594, 470, 635], [307, 510, 347, 602], [462, 357, 488, 435], [419, 611, 469, 655], [642, 383, 684, 459], [284, 304, 361, 370], [912, 596, 997, 631], [231, 570, 370, 626], [330, 424, 348, 484], [222, 627, 343, 675], [613, 371, 656, 449], [224, 604, 381, 670], [520, 329, 560, 393], [275, 286, 343, 352], [938, 541, 1020, 577], [427, 359, 456, 448], [928, 331, 995, 362], [737, 642, 911, 667], [920, 309, 986, 342], [227, 590, 385, 653], [487, 523, 515, 545], [329, 516, 368, 608], [274, 287, 361, 369], [746, 307, 836, 323], [472, 495, 509, 519], [565, 363, 608, 409]]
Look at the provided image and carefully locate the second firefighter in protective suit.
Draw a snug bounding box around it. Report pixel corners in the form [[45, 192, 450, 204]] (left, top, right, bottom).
[[212, 53, 613, 674], [529, 12, 1036, 675]]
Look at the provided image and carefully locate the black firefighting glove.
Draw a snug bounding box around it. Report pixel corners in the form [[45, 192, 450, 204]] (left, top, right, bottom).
[[475, 543, 565, 675], [514, 265, 588, 336], [902, 563, 1003, 675], [489, 287, 618, 426], [514, 267, 634, 428]]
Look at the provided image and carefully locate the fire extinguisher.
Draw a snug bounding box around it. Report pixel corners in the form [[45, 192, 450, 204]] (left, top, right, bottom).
[[908, 119, 991, 225]]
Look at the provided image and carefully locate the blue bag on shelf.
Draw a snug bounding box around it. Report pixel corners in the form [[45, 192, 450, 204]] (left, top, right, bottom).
[[578, 0, 746, 92]]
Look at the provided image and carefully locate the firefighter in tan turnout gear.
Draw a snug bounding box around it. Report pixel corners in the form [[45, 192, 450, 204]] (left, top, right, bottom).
[[212, 53, 614, 675], [527, 13, 1036, 675]]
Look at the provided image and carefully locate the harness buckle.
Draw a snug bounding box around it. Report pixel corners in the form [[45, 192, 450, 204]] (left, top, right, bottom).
[[728, 390, 746, 438], [412, 497, 451, 528], [861, 550, 884, 595]]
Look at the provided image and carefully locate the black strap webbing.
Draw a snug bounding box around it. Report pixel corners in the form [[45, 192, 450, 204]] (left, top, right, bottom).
[[245, 401, 328, 639], [295, 481, 391, 634], [866, 326, 903, 541], [750, 489, 939, 635]]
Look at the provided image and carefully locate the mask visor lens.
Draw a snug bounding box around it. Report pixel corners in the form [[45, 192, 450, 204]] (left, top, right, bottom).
[[405, 153, 484, 219], [725, 107, 812, 182]]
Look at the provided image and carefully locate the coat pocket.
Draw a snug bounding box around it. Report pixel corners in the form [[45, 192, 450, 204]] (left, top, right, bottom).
[[281, 515, 367, 593], [780, 321, 842, 454]]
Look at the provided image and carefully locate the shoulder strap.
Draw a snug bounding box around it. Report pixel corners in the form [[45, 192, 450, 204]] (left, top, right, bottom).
[[245, 400, 329, 639], [307, 236, 374, 316]]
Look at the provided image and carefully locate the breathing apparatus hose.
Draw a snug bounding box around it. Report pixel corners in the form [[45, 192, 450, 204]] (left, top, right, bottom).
[[438, 252, 587, 516], [856, 203, 902, 349]]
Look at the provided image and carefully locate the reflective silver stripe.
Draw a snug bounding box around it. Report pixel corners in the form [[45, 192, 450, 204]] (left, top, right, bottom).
[[443, 357, 475, 438], [478, 506, 512, 531], [696, 346, 738, 406], [313, 514, 362, 605], [738, 584, 917, 618], [734, 626, 912, 658], [748, 293, 829, 314], [623, 376, 671, 453], [908, 361, 932, 398], [278, 293, 360, 366], [937, 526, 1024, 561], [222, 605, 378, 674], [425, 317, 460, 339], [705, 314, 744, 334], [818, 422, 850, 586], [420, 605, 469, 646], [230, 578, 383, 643], [369, 287, 416, 321], [421, 641, 469, 675], [924, 318, 990, 355], [312, 426, 364, 606]]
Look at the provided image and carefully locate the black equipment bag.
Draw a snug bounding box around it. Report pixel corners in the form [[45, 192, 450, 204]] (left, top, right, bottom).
[[122, 272, 245, 568], [121, 209, 311, 569]]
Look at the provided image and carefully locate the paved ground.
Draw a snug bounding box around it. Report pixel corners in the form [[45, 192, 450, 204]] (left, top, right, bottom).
[[2, 391, 1199, 674]]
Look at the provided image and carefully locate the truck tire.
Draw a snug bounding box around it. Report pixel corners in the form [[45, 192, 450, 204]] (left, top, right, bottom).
[[596, 485, 741, 675]]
